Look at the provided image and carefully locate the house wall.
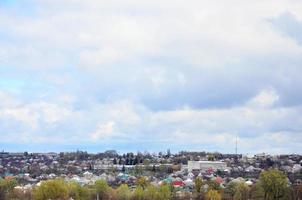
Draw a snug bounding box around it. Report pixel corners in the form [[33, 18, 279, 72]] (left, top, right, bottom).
[[188, 161, 227, 172]]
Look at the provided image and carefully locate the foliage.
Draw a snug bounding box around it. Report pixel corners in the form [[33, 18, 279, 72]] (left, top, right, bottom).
[[10, 187, 33, 200], [281, 186, 293, 200], [116, 184, 131, 200], [194, 177, 206, 199], [224, 182, 237, 199], [259, 169, 289, 200], [234, 183, 250, 200], [132, 186, 144, 200], [0, 178, 17, 200], [33, 179, 69, 200], [68, 181, 89, 200], [207, 155, 215, 161], [94, 179, 110, 200], [295, 184, 302, 200], [206, 190, 221, 200], [137, 177, 149, 189], [144, 185, 159, 200], [206, 180, 220, 191], [134, 165, 143, 176], [158, 184, 172, 200], [172, 165, 181, 172], [195, 177, 203, 193], [250, 182, 265, 200]]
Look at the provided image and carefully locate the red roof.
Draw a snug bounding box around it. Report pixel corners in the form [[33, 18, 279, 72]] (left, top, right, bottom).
[[172, 181, 185, 187], [215, 177, 223, 184], [206, 168, 215, 174]]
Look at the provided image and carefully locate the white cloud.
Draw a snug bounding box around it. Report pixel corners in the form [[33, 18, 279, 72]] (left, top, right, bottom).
[[91, 121, 116, 141], [79, 47, 125, 66], [106, 101, 142, 125], [1, 0, 302, 70], [34, 102, 72, 125], [0, 107, 39, 130], [0, 91, 19, 107], [0, 91, 74, 131], [0, 1, 302, 153], [248, 89, 279, 108], [0, 88, 301, 153]]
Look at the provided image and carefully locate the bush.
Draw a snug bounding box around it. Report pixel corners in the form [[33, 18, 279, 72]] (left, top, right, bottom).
[[116, 184, 131, 200], [33, 179, 69, 200]]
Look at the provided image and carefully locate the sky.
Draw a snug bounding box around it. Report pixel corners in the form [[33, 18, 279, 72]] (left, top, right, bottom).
[[0, 0, 302, 154]]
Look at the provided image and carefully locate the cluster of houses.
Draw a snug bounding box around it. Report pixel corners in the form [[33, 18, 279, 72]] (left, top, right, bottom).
[[1, 151, 302, 193]]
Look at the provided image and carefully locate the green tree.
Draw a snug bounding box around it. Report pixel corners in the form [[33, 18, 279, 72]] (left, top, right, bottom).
[[250, 182, 265, 200], [68, 182, 89, 200], [0, 178, 17, 200], [137, 177, 149, 189], [33, 179, 69, 200], [116, 184, 131, 200], [143, 159, 150, 166], [208, 155, 215, 161], [144, 185, 159, 200], [134, 165, 143, 176], [224, 182, 237, 199], [206, 190, 221, 200], [94, 180, 110, 200], [132, 186, 144, 200], [234, 183, 250, 200], [259, 169, 289, 200], [207, 180, 220, 191], [195, 177, 203, 193], [158, 184, 172, 200], [194, 177, 206, 199]]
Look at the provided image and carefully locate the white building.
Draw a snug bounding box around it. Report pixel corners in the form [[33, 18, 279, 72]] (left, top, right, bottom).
[[187, 161, 227, 172]]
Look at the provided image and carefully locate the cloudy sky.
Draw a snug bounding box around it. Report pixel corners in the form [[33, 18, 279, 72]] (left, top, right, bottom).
[[0, 0, 302, 154]]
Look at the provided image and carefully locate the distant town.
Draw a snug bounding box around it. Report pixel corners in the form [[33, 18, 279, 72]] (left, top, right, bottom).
[[0, 150, 301, 199]]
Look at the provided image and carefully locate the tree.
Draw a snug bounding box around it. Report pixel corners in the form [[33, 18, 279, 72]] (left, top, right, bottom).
[[33, 179, 69, 200], [208, 155, 215, 161], [144, 185, 159, 200], [224, 182, 237, 199], [11, 187, 33, 200], [152, 165, 156, 172], [137, 177, 149, 189], [206, 190, 221, 200], [0, 178, 17, 200], [295, 184, 302, 200], [132, 186, 144, 200], [207, 180, 220, 191], [195, 177, 203, 193], [234, 183, 250, 200], [194, 177, 205, 199], [259, 169, 289, 200], [68, 182, 89, 200], [158, 184, 172, 200], [250, 182, 265, 200], [134, 165, 143, 176], [116, 184, 131, 200], [94, 180, 110, 200], [167, 149, 171, 158], [143, 159, 150, 166]]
